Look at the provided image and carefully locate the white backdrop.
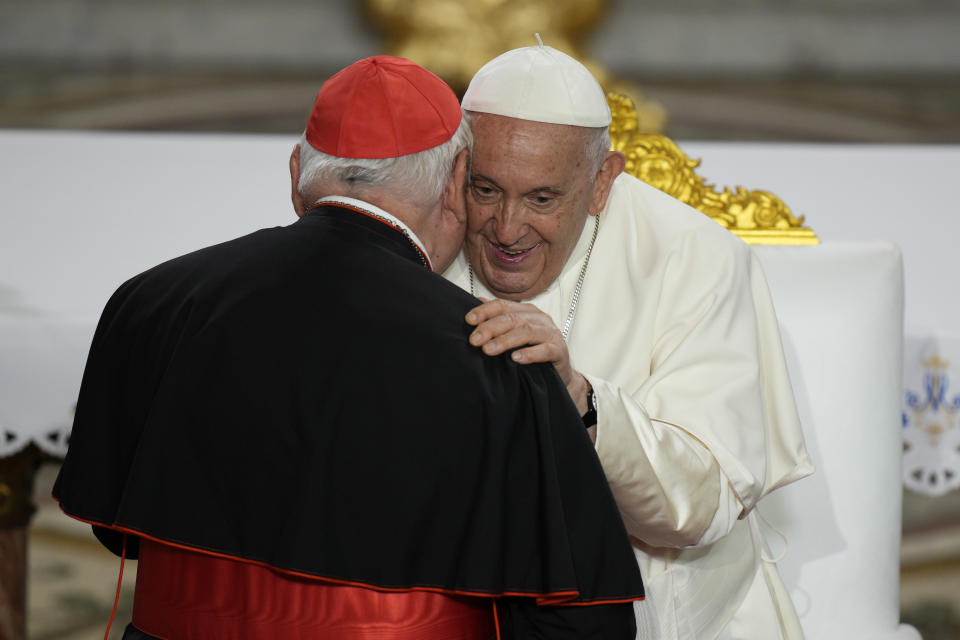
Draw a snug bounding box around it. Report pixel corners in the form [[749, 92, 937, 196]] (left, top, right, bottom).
[[4, 132, 956, 329], [677, 141, 960, 336], [0, 130, 294, 322]]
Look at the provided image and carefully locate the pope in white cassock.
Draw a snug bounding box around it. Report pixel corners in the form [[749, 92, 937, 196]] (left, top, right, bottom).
[[442, 42, 815, 640]]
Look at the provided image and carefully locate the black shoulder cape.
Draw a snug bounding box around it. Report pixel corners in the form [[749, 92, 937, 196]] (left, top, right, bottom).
[[54, 204, 643, 637]]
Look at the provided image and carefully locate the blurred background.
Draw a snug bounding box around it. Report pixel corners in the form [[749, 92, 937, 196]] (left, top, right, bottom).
[[1, 0, 958, 141], [2, 1, 959, 638]]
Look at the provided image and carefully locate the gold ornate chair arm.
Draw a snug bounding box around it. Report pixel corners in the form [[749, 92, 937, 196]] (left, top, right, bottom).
[[608, 92, 819, 245]]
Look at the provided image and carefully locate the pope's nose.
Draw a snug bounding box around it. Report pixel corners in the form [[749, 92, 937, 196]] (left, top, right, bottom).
[[490, 203, 529, 247]]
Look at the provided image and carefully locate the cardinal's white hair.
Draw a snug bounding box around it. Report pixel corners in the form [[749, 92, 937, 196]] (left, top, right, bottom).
[[297, 118, 472, 209]]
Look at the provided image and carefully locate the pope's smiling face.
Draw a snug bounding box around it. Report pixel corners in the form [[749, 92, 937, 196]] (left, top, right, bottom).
[[464, 113, 620, 301]]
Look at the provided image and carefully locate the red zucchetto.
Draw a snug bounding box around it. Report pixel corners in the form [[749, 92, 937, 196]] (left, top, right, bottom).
[[305, 55, 462, 159]]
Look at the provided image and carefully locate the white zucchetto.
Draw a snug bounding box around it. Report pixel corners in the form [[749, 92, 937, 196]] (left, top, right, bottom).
[[462, 40, 611, 127]]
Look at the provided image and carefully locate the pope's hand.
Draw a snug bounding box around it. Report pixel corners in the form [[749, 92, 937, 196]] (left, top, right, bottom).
[[465, 298, 591, 414]]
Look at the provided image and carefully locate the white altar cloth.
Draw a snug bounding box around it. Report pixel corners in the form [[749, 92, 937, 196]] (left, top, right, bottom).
[[0, 129, 294, 456]]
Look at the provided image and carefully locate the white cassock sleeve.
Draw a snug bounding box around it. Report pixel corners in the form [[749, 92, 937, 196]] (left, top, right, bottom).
[[574, 178, 812, 550]]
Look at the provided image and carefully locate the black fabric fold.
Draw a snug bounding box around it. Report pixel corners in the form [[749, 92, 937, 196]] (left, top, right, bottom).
[[54, 204, 643, 632]]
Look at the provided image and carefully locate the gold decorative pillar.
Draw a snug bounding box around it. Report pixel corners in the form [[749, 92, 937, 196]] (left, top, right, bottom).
[[365, 0, 665, 132]]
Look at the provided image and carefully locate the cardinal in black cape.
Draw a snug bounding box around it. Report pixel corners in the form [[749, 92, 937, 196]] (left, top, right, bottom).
[[53, 55, 644, 640]]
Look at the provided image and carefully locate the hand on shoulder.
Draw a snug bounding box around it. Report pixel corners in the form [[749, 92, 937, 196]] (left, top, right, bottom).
[[465, 298, 591, 414]]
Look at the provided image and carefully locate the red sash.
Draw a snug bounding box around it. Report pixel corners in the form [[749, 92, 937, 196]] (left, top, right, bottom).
[[132, 539, 496, 639]]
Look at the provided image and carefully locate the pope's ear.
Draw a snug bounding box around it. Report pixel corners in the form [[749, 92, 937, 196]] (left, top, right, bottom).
[[588, 150, 625, 215], [289, 145, 306, 218]]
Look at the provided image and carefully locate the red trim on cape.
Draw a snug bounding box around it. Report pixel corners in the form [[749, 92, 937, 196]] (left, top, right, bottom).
[[54, 499, 644, 605]]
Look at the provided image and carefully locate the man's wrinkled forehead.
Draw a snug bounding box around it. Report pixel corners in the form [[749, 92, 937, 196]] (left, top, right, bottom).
[[469, 110, 594, 144], [468, 112, 597, 177]]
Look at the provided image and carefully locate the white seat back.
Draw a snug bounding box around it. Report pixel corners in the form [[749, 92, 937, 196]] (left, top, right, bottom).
[[756, 243, 919, 640]]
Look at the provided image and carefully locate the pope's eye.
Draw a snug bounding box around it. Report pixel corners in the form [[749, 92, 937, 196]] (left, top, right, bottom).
[[531, 195, 554, 206], [471, 184, 497, 200]]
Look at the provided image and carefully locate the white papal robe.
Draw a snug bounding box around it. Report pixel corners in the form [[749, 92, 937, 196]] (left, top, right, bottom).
[[444, 173, 814, 640]]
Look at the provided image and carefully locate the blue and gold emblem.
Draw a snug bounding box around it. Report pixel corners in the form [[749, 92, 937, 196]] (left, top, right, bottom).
[[903, 354, 960, 496]]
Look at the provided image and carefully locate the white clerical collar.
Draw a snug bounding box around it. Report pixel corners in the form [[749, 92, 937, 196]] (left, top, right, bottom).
[[315, 195, 432, 271]]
